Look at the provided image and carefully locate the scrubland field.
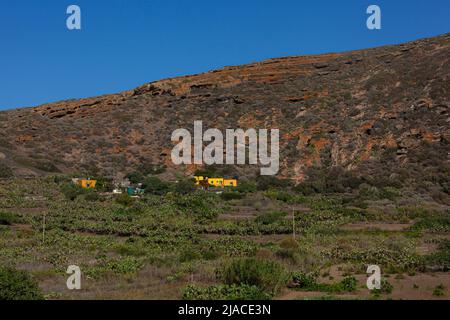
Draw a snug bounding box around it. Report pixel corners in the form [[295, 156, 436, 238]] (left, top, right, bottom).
[[1, 173, 449, 300]]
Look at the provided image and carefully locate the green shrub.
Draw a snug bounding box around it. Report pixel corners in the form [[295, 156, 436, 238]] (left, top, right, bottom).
[[201, 247, 220, 260], [371, 279, 393, 296], [236, 181, 257, 194], [433, 284, 446, 297], [265, 189, 293, 202], [115, 194, 134, 206], [339, 276, 358, 292], [425, 240, 450, 268], [280, 237, 300, 250], [93, 176, 113, 192], [294, 182, 317, 196], [143, 176, 171, 195], [84, 191, 100, 202], [219, 258, 286, 294], [182, 284, 271, 300], [255, 211, 286, 225], [290, 272, 357, 293], [171, 193, 222, 220], [179, 248, 202, 262], [0, 211, 19, 225], [126, 171, 144, 184], [0, 267, 44, 300], [411, 216, 450, 233], [256, 176, 291, 191], [221, 192, 244, 201], [174, 179, 196, 195], [290, 272, 317, 290], [60, 183, 86, 201], [0, 162, 13, 178]]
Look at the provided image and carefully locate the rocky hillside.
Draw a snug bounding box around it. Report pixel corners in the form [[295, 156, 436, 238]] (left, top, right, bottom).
[[0, 34, 448, 189]]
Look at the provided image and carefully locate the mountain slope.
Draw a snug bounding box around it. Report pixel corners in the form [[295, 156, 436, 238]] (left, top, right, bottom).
[[0, 34, 449, 190]]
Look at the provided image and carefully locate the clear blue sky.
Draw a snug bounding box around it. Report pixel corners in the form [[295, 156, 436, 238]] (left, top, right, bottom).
[[0, 0, 449, 110]]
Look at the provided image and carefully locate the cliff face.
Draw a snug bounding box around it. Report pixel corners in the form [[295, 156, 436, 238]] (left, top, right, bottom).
[[0, 34, 449, 184]]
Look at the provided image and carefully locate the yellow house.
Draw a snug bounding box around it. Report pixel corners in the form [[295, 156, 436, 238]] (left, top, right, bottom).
[[223, 179, 238, 187], [194, 176, 237, 188], [208, 178, 224, 187], [78, 179, 97, 189], [194, 176, 207, 185]]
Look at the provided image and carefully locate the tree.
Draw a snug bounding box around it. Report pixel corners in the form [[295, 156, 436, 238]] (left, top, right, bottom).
[[143, 176, 171, 195], [174, 179, 196, 195]]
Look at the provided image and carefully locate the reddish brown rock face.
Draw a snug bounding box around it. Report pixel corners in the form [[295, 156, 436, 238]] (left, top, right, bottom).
[[0, 34, 448, 182]]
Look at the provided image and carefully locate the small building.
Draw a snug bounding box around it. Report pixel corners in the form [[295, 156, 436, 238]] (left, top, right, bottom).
[[194, 176, 207, 185], [194, 176, 237, 188], [127, 186, 145, 196], [223, 179, 238, 187], [208, 178, 224, 187], [73, 178, 97, 189]]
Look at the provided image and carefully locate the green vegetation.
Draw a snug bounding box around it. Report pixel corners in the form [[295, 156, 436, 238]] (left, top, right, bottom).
[[60, 183, 87, 201], [433, 284, 446, 297], [221, 192, 244, 201], [291, 272, 358, 293], [0, 162, 13, 178], [0, 211, 19, 225], [183, 284, 270, 300], [424, 240, 450, 268], [255, 211, 286, 225], [0, 173, 448, 300], [371, 279, 394, 297], [0, 267, 44, 300], [218, 258, 287, 295]]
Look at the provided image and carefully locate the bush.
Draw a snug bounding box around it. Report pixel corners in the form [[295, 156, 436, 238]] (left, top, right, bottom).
[[171, 193, 222, 220], [0, 211, 19, 225], [0, 162, 13, 178], [179, 248, 202, 263], [294, 182, 317, 196], [221, 192, 244, 201], [425, 240, 450, 268], [265, 189, 293, 202], [182, 284, 271, 300], [126, 171, 144, 184], [84, 192, 100, 202], [219, 258, 286, 294], [433, 284, 446, 297], [280, 237, 300, 250], [93, 176, 113, 192], [256, 176, 291, 191], [290, 272, 318, 290], [174, 179, 196, 195], [255, 211, 286, 225], [60, 183, 86, 201], [115, 194, 134, 206], [290, 272, 357, 293], [143, 176, 171, 195], [0, 267, 44, 300], [236, 181, 257, 194], [371, 279, 393, 296], [411, 216, 450, 233]]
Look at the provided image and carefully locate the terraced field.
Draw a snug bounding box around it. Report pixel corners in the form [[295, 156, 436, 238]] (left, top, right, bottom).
[[1, 177, 449, 300]]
